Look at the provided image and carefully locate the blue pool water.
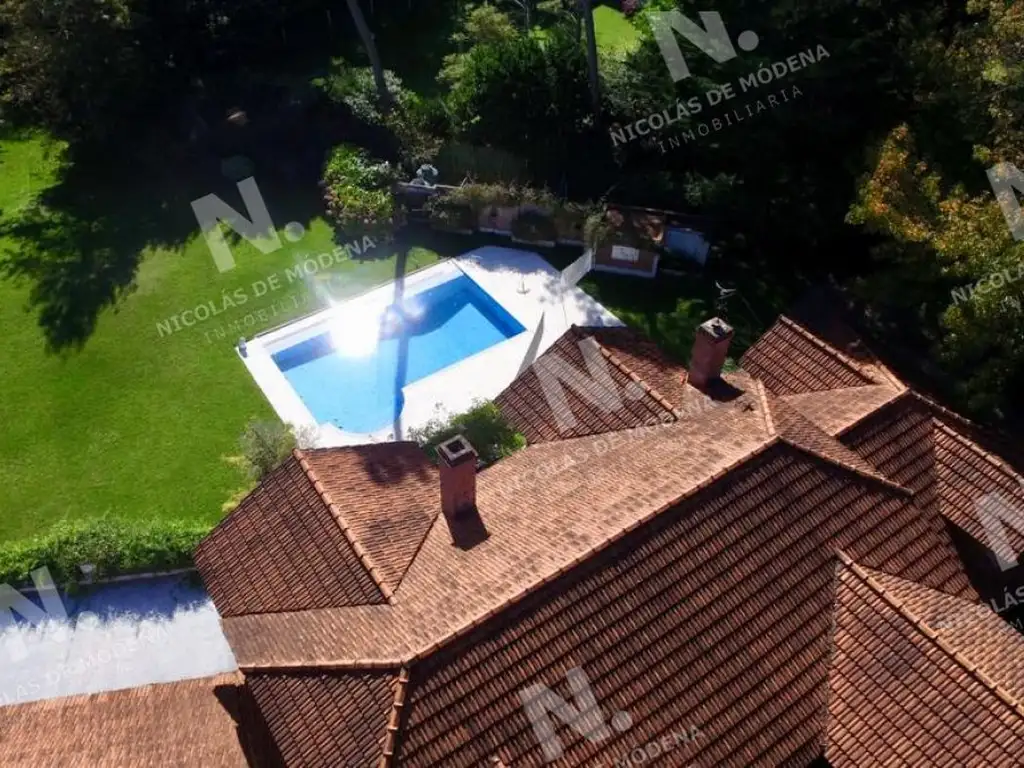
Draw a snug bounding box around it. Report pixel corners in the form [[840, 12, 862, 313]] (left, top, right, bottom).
[[272, 274, 525, 433]]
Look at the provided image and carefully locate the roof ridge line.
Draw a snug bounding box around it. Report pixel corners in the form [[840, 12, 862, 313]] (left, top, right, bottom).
[[406, 436, 782, 664], [293, 448, 396, 604], [378, 666, 410, 767], [587, 335, 683, 420], [910, 389, 984, 432], [777, 315, 877, 386], [927, 407, 1024, 486], [777, 437, 913, 497], [836, 388, 911, 438], [756, 380, 776, 437], [837, 552, 1024, 720], [239, 658, 406, 672]]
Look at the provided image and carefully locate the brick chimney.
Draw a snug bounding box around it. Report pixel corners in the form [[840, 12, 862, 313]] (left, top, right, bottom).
[[437, 434, 486, 547], [688, 317, 734, 390]]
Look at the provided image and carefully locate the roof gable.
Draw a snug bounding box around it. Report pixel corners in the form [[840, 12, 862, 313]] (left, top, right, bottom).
[[741, 316, 878, 395], [842, 392, 1024, 566], [495, 326, 682, 443], [827, 558, 1024, 766], [195, 456, 389, 617], [301, 444, 439, 592]]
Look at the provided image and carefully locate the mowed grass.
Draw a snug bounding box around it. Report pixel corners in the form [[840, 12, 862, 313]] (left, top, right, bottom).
[[0, 134, 441, 543], [593, 5, 642, 56]]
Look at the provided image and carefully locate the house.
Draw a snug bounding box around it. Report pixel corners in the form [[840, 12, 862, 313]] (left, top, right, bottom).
[[3, 312, 1024, 767]]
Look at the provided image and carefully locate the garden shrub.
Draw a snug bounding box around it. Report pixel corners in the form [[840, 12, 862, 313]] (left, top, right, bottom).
[[0, 518, 211, 587], [314, 61, 445, 169], [584, 209, 617, 251], [409, 401, 526, 466], [322, 144, 397, 241], [226, 418, 316, 482]]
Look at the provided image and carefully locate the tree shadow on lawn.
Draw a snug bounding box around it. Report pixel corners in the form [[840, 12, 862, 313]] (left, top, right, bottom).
[[0, 126, 331, 353]]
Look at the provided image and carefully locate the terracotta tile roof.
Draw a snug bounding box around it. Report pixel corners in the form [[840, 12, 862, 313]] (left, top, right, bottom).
[[0, 674, 281, 767], [781, 384, 904, 436], [842, 391, 1024, 564], [246, 669, 398, 767], [863, 566, 1024, 704], [741, 316, 881, 395], [227, 435, 977, 766], [494, 326, 682, 443], [194, 456, 390, 617], [585, 326, 689, 405], [765, 392, 902, 490], [300, 444, 439, 591], [195, 443, 440, 618], [222, 397, 776, 668], [186, 306, 1024, 766], [826, 556, 1024, 767]]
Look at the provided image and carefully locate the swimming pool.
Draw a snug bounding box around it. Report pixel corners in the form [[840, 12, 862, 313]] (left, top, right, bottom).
[[271, 273, 526, 433]]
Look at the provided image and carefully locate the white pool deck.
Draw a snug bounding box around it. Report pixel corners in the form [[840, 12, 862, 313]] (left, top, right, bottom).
[[239, 246, 623, 447]]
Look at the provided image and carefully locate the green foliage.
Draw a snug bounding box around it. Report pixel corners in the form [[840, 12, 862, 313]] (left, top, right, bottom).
[[314, 61, 408, 125], [443, 182, 558, 213], [584, 209, 614, 251], [423, 195, 477, 231], [845, 0, 1024, 421], [227, 418, 313, 481], [409, 400, 526, 466], [314, 60, 446, 168], [322, 144, 397, 241], [0, 0, 152, 142], [439, 4, 520, 90], [848, 124, 1024, 418], [0, 518, 210, 587], [446, 24, 590, 172]]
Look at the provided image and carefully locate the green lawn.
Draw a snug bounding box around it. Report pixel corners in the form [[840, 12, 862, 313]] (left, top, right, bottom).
[[0, 134, 442, 543], [593, 5, 642, 56]]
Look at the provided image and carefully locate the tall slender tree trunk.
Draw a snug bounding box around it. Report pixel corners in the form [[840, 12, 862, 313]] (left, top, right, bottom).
[[344, 0, 392, 112], [579, 0, 601, 124]]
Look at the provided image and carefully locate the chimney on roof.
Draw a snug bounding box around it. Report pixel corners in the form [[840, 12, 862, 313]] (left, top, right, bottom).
[[688, 317, 734, 390], [437, 434, 487, 548]]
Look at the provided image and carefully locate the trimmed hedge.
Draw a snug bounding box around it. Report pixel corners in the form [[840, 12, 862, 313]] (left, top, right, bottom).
[[0, 518, 211, 588]]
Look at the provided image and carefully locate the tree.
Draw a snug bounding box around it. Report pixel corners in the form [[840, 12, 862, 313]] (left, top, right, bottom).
[[578, 0, 601, 124], [846, 0, 1024, 421], [0, 0, 154, 143], [344, 0, 392, 112], [438, 4, 519, 89], [447, 24, 591, 181]]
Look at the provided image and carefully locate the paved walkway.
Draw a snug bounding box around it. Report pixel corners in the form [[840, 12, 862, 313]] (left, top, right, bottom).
[[0, 573, 236, 707]]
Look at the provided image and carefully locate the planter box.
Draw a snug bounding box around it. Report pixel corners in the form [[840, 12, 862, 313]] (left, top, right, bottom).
[[478, 205, 519, 233]]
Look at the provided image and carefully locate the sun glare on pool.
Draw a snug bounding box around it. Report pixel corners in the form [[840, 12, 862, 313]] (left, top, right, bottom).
[[329, 306, 381, 358]]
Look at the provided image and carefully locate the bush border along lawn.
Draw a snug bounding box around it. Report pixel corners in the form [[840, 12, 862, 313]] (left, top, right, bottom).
[[0, 518, 211, 587]]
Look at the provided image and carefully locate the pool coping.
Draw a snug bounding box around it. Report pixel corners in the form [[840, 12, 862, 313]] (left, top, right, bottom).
[[238, 246, 624, 446]]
